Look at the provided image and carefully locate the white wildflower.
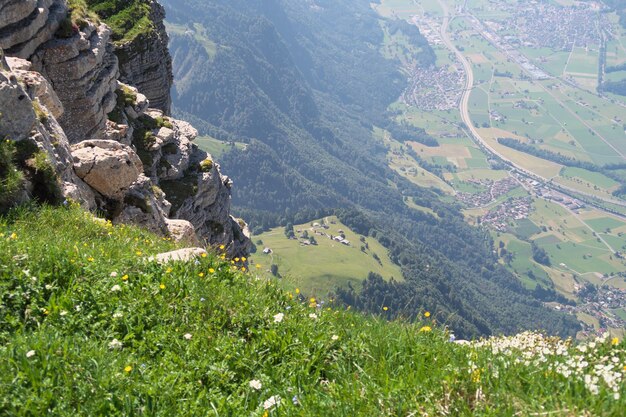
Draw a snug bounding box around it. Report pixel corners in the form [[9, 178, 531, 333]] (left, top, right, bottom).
[[331, 335, 339, 341], [249, 379, 262, 390], [112, 311, 123, 318], [309, 313, 318, 320], [59, 310, 68, 316], [273, 313, 284, 323], [109, 339, 123, 349], [110, 285, 122, 292], [263, 395, 281, 410], [183, 333, 193, 340], [110, 272, 118, 277], [26, 350, 36, 358]]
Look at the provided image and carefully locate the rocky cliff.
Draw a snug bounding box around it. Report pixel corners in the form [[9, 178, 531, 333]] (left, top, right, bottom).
[[111, 0, 173, 114], [0, 0, 250, 257]]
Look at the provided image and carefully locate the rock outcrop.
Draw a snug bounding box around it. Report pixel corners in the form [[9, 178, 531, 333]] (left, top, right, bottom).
[[0, 1, 250, 256], [72, 140, 143, 199], [114, 1, 172, 114], [0, 0, 67, 59], [32, 22, 119, 143], [0, 58, 96, 209]]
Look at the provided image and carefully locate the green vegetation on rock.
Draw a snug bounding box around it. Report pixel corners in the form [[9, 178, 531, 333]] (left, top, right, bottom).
[[85, 0, 154, 43]]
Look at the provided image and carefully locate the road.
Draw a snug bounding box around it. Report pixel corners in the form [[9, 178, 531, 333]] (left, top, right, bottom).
[[435, 0, 626, 212]]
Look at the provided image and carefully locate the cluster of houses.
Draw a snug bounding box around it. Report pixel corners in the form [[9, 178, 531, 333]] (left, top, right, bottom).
[[498, 1, 607, 52], [479, 197, 533, 232], [401, 64, 465, 111], [557, 282, 626, 337], [456, 176, 520, 207]]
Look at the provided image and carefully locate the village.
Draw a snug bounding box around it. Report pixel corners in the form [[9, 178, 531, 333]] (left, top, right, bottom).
[[479, 196, 533, 232], [491, 0, 607, 51], [397, 14, 466, 111], [557, 282, 626, 338], [455, 176, 520, 207], [401, 64, 466, 110]]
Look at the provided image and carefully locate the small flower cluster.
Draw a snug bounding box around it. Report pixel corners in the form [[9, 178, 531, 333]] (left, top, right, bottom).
[[466, 331, 625, 399]]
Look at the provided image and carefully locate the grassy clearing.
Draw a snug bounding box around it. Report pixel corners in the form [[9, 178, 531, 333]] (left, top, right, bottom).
[[1, 206, 625, 415], [194, 135, 247, 158], [164, 21, 218, 58], [254, 216, 403, 296]]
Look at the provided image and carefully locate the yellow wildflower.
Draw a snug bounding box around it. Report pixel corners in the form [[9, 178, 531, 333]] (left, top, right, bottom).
[[165, 267, 172, 274], [87, 257, 94, 262], [242, 257, 247, 262], [135, 251, 142, 256], [310, 297, 316, 303], [419, 326, 432, 332], [198, 272, 204, 278], [9, 232, 17, 240], [235, 257, 240, 262], [295, 288, 300, 294], [124, 365, 132, 373], [383, 306, 389, 311], [220, 254, 226, 260], [122, 275, 129, 281], [241, 266, 246, 272], [256, 263, 261, 269], [209, 268, 215, 274], [219, 245, 225, 250], [424, 311, 430, 318], [201, 253, 207, 258], [471, 369, 481, 383], [159, 283, 165, 289], [612, 337, 619, 346]]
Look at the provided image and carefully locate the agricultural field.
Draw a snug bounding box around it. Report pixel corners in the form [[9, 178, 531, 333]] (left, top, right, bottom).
[[253, 216, 403, 296], [371, 0, 626, 337]]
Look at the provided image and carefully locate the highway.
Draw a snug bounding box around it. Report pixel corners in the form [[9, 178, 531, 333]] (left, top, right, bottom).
[[435, 0, 626, 212]]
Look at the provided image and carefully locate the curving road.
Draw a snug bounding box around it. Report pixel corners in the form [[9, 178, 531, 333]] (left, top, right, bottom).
[[435, 0, 626, 211]]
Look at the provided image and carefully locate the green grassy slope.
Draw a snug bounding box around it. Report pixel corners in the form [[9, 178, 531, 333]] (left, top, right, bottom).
[[254, 216, 403, 295], [1, 206, 625, 415]]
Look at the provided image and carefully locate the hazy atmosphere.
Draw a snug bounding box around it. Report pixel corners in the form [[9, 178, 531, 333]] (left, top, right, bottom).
[[1, 0, 625, 414]]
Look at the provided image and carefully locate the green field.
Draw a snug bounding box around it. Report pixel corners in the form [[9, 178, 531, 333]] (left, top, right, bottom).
[[165, 22, 217, 58], [494, 233, 552, 290], [194, 135, 247, 158], [254, 216, 403, 296]]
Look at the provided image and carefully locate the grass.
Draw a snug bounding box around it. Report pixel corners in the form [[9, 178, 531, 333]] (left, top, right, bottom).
[[194, 135, 247, 158], [0, 141, 24, 213], [0, 205, 625, 415], [86, 0, 153, 44], [254, 216, 403, 296]]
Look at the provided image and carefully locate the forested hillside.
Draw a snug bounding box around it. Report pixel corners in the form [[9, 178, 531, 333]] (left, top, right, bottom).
[[161, 0, 580, 338]]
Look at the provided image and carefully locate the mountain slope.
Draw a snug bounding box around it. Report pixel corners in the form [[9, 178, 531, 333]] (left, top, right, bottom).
[[0, 206, 624, 415], [160, 0, 580, 338]]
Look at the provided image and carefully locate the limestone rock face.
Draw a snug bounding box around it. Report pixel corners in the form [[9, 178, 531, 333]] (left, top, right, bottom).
[[71, 139, 143, 199], [166, 218, 201, 246], [162, 150, 251, 258], [13, 66, 63, 119], [114, 173, 170, 235], [151, 247, 207, 263], [0, 0, 67, 59], [33, 23, 119, 143], [0, 61, 95, 209], [0, 1, 251, 257], [115, 1, 172, 114], [0, 70, 36, 140]]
